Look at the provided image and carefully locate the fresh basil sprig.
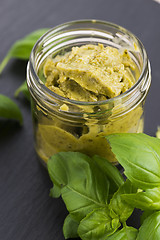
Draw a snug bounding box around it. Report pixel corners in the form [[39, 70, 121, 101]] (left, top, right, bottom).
[[47, 133, 160, 239], [0, 94, 23, 124], [0, 28, 49, 74], [47, 152, 135, 240]]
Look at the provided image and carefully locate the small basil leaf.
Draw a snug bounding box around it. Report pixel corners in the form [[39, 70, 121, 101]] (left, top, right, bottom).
[[63, 214, 79, 239], [78, 208, 120, 240], [109, 180, 137, 223], [107, 226, 138, 240], [0, 28, 49, 74], [49, 184, 61, 198], [14, 81, 30, 100], [47, 152, 109, 221], [0, 94, 23, 124], [122, 187, 160, 211], [137, 211, 160, 240], [92, 155, 124, 195], [106, 133, 160, 189]]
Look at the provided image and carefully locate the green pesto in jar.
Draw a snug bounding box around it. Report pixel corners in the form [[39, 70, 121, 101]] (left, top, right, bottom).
[[43, 44, 136, 102], [36, 44, 143, 163]]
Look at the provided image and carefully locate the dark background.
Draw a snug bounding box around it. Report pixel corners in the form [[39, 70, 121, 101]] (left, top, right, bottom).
[[0, 0, 160, 239]]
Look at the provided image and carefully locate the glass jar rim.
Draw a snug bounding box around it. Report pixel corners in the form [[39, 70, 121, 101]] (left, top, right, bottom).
[[28, 19, 150, 108]]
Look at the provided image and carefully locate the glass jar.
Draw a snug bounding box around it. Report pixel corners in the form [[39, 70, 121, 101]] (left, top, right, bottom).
[[27, 20, 151, 165]]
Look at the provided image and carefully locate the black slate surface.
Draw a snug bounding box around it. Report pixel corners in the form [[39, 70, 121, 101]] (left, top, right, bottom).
[[0, 0, 160, 239]]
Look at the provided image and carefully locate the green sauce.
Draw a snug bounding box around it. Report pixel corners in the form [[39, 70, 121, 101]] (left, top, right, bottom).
[[35, 44, 143, 163]]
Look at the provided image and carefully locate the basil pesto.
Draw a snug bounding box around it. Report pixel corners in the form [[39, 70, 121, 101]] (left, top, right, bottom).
[[36, 44, 143, 163], [43, 44, 136, 101]]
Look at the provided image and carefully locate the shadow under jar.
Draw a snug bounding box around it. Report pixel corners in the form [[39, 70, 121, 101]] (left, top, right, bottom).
[[27, 20, 151, 166]]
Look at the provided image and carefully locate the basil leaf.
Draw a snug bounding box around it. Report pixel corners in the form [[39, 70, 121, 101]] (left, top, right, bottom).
[[106, 133, 160, 189], [22, 29, 49, 41], [109, 180, 137, 223], [78, 208, 120, 240], [122, 187, 160, 211], [107, 226, 138, 240], [0, 94, 23, 124], [63, 214, 79, 239], [92, 155, 124, 196], [0, 28, 49, 74], [137, 211, 160, 240], [47, 152, 110, 221], [49, 184, 61, 198], [14, 81, 30, 100]]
